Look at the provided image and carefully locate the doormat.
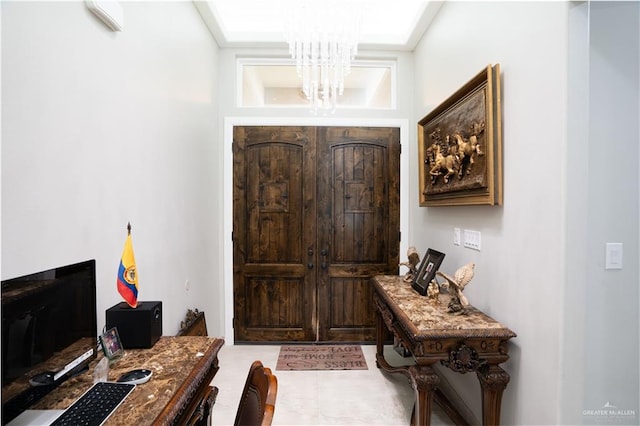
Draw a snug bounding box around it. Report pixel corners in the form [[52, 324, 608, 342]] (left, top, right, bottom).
[[276, 345, 368, 371]]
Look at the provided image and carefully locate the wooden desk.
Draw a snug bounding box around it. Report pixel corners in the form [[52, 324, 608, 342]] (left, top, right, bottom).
[[30, 336, 224, 425], [372, 275, 516, 426]]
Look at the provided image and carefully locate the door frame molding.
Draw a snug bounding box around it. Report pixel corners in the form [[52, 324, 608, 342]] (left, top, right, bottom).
[[223, 117, 410, 344]]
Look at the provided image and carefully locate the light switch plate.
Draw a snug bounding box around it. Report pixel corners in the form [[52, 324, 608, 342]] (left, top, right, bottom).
[[605, 242, 623, 269], [463, 229, 481, 251], [453, 228, 461, 246]]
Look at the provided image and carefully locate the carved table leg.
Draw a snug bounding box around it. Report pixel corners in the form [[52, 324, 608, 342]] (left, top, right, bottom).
[[477, 365, 510, 425], [375, 309, 385, 367], [409, 365, 440, 426]]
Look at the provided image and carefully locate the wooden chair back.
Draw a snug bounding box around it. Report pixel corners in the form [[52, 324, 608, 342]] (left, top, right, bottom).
[[234, 360, 278, 426]]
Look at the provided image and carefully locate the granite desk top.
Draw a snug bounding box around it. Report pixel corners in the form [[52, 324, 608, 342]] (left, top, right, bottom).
[[25, 336, 223, 425], [373, 275, 516, 340]]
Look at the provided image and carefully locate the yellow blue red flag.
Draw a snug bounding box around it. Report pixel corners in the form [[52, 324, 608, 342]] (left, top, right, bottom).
[[117, 223, 138, 308]]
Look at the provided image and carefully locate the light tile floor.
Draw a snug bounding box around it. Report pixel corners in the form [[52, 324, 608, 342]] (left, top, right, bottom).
[[211, 344, 454, 426]]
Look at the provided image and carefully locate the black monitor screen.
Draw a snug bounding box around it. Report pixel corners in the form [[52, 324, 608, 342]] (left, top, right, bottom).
[[1, 260, 98, 423]]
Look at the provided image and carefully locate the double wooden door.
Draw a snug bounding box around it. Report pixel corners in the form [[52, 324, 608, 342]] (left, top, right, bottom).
[[233, 126, 400, 343]]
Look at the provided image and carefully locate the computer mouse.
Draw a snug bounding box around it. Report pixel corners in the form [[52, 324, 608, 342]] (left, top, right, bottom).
[[29, 371, 56, 386], [116, 369, 153, 385]]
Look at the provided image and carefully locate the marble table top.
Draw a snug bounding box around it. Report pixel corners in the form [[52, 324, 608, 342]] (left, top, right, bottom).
[[13, 336, 222, 425], [373, 275, 516, 340]]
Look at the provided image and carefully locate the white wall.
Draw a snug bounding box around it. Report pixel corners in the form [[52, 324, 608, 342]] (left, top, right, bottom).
[[413, 1, 568, 424], [563, 2, 590, 422], [577, 2, 639, 424], [1, 2, 222, 337], [413, 1, 639, 425]]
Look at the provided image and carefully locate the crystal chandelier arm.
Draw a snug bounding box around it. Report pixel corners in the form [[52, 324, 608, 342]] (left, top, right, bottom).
[[285, 0, 360, 111]]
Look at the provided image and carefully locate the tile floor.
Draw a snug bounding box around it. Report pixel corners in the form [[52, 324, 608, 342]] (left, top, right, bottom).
[[210, 344, 454, 425]]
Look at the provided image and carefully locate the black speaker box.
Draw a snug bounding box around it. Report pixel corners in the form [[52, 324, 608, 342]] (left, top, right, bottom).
[[106, 301, 162, 349]]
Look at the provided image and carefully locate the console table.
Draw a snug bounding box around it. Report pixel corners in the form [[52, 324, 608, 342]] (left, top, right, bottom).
[[372, 275, 516, 426], [29, 336, 224, 425]]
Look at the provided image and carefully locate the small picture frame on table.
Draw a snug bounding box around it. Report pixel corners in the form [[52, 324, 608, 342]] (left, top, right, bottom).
[[100, 327, 124, 360], [412, 249, 446, 296]]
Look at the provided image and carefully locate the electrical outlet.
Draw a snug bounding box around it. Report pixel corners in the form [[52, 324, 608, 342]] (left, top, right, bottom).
[[453, 228, 461, 246], [185, 279, 191, 291], [463, 229, 481, 251]]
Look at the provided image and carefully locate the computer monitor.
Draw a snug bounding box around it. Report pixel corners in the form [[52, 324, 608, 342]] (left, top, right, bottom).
[[1, 260, 98, 424]]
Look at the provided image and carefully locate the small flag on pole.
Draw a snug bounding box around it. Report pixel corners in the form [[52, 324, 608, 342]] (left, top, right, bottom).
[[117, 222, 139, 308]]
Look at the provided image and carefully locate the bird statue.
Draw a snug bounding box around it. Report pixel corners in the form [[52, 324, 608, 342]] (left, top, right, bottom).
[[426, 280, 440, 303], [436, 262, 475, 314], [399, 246, 421, 282]]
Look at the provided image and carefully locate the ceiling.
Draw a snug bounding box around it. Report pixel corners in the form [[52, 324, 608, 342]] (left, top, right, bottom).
[[195, 0, 444, 51]]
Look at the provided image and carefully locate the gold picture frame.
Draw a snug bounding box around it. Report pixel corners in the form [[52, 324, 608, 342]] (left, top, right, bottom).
[[418, 64, 502, 206]]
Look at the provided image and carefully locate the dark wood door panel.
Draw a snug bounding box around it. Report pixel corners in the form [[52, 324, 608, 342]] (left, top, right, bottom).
[[233, 126, 316, 342], [330, 278, 375, 326], [236, 275, 309, 341], [331, 142, 389, 263], [234, 126, 399, 343], [323, 276, 377, 341], [245, 142, 303, 262], [317, 127, 400, 342]]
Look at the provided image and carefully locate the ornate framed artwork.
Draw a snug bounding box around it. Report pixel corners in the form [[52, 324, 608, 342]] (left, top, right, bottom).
[[418, 64, 503, 206], [411, 248, 446, 296]]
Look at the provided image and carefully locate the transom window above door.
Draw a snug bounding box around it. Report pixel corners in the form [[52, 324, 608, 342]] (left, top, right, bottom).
[[238, 58, 396, 109]]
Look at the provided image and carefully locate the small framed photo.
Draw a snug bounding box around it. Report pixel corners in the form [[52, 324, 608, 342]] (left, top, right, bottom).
[[412, 249, 446, 296], [100, 327, 124, 359]]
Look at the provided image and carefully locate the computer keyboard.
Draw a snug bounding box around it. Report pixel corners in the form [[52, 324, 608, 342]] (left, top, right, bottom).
[[2, 381, 61, 424], [50, 381, 135, 426]]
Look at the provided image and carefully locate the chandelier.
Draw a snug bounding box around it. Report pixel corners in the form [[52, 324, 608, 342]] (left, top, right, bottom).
[[285, 1, 360, 111]]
